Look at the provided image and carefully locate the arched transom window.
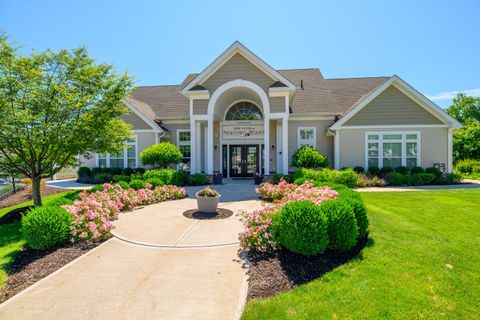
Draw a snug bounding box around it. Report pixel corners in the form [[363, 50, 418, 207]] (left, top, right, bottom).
[[225, 101, 263, 120]]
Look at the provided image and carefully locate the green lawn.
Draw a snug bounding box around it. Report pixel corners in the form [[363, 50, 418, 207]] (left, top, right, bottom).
[[0, 191, 72, 218], [0, 222, 24, 288], [0, 184, 13, 196], [242, 189, 480, 320]]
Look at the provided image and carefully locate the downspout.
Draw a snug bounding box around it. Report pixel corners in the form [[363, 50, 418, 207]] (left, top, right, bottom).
[[327, 129, 340, 170]]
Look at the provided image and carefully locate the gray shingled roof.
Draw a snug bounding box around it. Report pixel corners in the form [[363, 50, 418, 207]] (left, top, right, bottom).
[[126, 69, 390, 121]]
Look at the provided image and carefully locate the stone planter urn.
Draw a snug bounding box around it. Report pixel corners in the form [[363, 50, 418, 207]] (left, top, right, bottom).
[[195, 187, 221, 213]]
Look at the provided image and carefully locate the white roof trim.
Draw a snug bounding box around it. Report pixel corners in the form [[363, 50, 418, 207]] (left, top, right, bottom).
[[121, 98, 163, 132], [329, 75, 463, 130], [181, 41, 296, 94]]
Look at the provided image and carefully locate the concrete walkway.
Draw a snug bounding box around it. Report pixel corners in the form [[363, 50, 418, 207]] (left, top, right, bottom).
[[0, 182, 263, 320]]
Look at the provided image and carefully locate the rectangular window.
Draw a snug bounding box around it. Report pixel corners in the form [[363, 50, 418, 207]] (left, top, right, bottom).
[[109, 150, 125, 169], [177, 129, 191, 171], [95, 136, 137, 169], [98, 154, 107, 168], [366, 132, 420, 169], [298, 127, 316, 149]]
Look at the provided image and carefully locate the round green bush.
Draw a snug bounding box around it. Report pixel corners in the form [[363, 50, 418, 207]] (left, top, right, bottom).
[[425, 166, 441, 178], [88, 184, 105, 193], [122, 167, 134, 176], [410, 166, 425, 174], [113, 174, 131, 183], [21, 206, 73, 250], [172, 169, 189, 186], [395, 166, 409, 175], [146, 177, 164, 188], [379, 166, 393, 176], [140, 142, 183, 168], [129, 179, 146, 190], [274, 201, 329, 256], [77, 166, 91, 178], [338, 191, 368, 237], [367, 166, 380, 176], [353, 166, 365, 174], [117, 181, 130, 189], [291, 146, 328, 169], [110, 168, 123, 175], [320, 199, 359, 250], [134, 167, 145, 174]]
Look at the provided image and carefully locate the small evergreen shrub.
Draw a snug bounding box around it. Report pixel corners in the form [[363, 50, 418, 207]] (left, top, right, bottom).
[[292, 168, 358, 188], [272, 173, 290, 184], [146, 177, 164, 188], [395, 166, 409, 175], [353, 166, 365, 174], [433, 173, 462, 185], [291, 146, 328, 168], [117, 181, 130, 189], [140, 142, 183, 168], [129, 179, 146, 190], [367, 166, 380, 176], [77, 166, 92, 178], [21, 206, 73, 250], [91, 167, 103, 176], [113, 175, 131, 183], [337, 190, 368, 237], [412, 173, 436, 185], [122, 167, 134, 176], [143, 168, 176, 185], [410, 166, 425, 174], [379, 166, 393, 176], [93, 173, 113, 183], [320, 199, 359, 250], [110, 168, 123, 175], [134, 167, 146, 174], [189, 173, 208, 186], [426, 166, 442, 178], [88, 184, 105, 193], [172, 169, 189, 186], [274, 201, 329, 256]]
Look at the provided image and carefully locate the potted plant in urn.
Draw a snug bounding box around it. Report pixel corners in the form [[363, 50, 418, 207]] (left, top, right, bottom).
[[196, 187, 221, 213]]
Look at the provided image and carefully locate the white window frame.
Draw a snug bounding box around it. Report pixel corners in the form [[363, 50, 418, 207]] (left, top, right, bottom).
[[95, 135, 138, 168], [177, 129, 191, 169], [297, 127, 317, 149], [364, 131, 421, 170]]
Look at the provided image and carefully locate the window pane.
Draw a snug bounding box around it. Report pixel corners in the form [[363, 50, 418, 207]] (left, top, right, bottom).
[[406, 158, 417, 167], [368, 143, 379, 157], [368, 134, 379, 140], [406, 134, 417, 140], [179, 131, 191, 142], [383, 158, 401, 168], [110, 159, 124, 169], [179, 145, 191, 158], [127, 159, 136, 168], [383, 143, 402, 157], [368, 158, 379, 168], [98, 159, 107, 168], [406, 142, 417, 157], [127, 146, 135, 158], [383, 134, 402, 140]]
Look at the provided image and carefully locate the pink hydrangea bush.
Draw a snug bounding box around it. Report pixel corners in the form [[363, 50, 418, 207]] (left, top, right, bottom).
[[240, 181, 339, 253], [65, 183, 186, 242]]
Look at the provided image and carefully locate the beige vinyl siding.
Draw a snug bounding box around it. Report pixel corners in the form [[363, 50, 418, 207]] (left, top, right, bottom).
[[202, 53, 274, 92], [137, 132, 156, 166], [338, 127, 448, 169], [193, 99, 208, 115], [287, 120, 334, 170], [160, 123, 190, 145], [344, 86, 444, 126], [79, 155, 96, 168], [120, 112, 151, 130], [270, 97, 285, 113]]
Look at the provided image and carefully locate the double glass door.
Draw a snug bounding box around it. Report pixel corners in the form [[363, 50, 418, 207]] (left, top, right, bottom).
[[229, 145, 259, 177]]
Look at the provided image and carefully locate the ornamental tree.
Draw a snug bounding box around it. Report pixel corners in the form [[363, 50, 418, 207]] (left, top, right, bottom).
[[140, 142, 183, 168], [0, 34, 134, 206], [291, 146, 328, 168]]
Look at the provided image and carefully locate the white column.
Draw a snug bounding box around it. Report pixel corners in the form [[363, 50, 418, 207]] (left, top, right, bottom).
[[334, 130, 340, 170], [282, 117, 288, 175], [195, 121, 201, 173], [264, 117, 270, 175], [190, 119, 196, 173], [207, 117, 214, 174], [447, 128, 453, 173]]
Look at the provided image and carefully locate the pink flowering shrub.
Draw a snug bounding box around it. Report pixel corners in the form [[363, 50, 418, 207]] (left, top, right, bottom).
[[65, 183, 186, 242], [240, 181, 339, 253]]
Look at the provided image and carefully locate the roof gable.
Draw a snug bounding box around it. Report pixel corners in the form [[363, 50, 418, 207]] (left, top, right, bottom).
[[181, 41, 296, 95]]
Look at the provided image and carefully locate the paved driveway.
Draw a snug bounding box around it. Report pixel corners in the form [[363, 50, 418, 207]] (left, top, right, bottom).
[[0, 181, 263, 320]]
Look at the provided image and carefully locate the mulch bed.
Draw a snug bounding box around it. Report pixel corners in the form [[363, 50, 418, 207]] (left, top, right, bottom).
[[245, 234, 370, 300], [0, 242, 100, 303], [183, 208, 234, 220], [0, 186, 70, 209]]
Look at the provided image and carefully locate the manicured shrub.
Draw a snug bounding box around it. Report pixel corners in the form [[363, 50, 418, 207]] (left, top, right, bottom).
[[77, 166, 92, 178], [311, 181, 350, 192], [100, 168, 112, 174], [143, 168, 176, 185], [110, 168, 123, 175], [117, 181, 130, 189], [395, 166, 409, 175], [340, 167, 350, 171], [146, 177, 164, 188], [272, 173, 290, 184], [45, 191, 80, 207], [433, 173, 462, 185], [292, 168, 358, 188], [21, 206, 73, 250], [293, 177, 308, 185], [129, 179, 146, 190], [412, 173, 436, 185], [93, 173, 113, 183], [172, 169, 189, 186], [91, 167, 103, 176], [113, 175, 131, 183], [189, 173, 208, 186], [337, 190, 369, 237], [367, 166, 380, 176], [140, 142, 183, 168], [134, 167, 145, 174], [410, 166, 425, 174], [291, 146, 328, 169], [274, 201, 329, 256], [88, 184, 105, 193], [353, 166, 365, 174], [379, 166, 393, 176], [426, 166, 442, 178], [122, 167, 134, 176], [385, 172, 407, 186], [320, 199, 359, 250]]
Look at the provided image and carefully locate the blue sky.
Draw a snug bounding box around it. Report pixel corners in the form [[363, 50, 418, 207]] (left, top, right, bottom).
[[1, 0, 479, 107]]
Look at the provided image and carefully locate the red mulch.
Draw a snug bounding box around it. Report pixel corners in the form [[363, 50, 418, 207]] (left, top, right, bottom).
[[245, 235, 371, 300], [0, 242, 101, 303], [0, 187, 70, 209]]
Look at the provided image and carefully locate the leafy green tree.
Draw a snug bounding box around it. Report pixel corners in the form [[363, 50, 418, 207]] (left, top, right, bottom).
[[0, 34, 134, 206], [140, 142, 183, 168], [291, 146, 328, 168], [447, 94, 480, 160]]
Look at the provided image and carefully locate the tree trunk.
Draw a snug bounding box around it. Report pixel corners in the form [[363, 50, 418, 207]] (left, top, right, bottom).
[[32, 176, 43, 206]]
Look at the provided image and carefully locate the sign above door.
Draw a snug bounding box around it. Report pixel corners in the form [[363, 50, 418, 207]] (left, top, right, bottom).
[[222, 125, 264, 140]]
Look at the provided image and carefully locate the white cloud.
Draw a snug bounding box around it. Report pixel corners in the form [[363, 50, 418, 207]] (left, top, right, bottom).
[[428, 88, 480, 101]]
